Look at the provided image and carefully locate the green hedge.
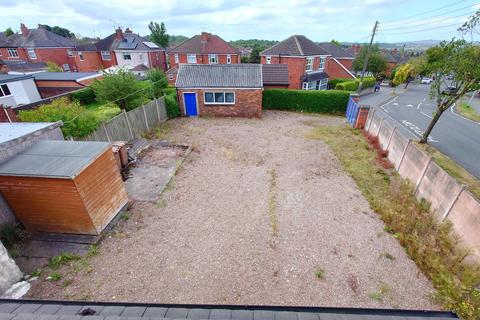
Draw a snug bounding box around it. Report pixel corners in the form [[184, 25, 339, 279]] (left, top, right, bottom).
[[262, 89, 350, 114], [334, 77, 376, 91], [328, 78, 351, 89], [70, 87, 96, 105], [163, 87, 176, 96], [165, 93, 180, 118]]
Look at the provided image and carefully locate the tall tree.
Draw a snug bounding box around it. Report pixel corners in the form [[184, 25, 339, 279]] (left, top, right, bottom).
[[149, 21, 169, 48], [330, 39, 341, 47], [4, 27, 14, 37], [249, 46, 261, 63], [38, 24, 74, 38], [352, 45, 387, 76], [393, 56, 426, 88]]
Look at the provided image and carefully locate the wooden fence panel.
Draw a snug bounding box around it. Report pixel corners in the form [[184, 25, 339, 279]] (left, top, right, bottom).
[[144, 101, 158, 129], [128, 106, 148, 138], [105, 112, 132, 141]]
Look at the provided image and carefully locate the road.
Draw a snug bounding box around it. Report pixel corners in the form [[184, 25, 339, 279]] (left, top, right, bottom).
[[360, 84, 480, 179]]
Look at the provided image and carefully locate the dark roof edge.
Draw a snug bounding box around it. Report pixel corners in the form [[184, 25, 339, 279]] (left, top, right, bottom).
[[0, 299, 458, 318]]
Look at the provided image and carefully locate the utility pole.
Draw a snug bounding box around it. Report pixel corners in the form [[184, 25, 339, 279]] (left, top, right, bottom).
[[357, 21, 379, 94]]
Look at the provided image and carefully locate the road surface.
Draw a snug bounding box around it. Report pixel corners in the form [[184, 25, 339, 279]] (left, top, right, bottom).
[[360, 84, 480, 179]]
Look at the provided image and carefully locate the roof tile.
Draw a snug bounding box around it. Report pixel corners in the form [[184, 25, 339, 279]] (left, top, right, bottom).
[[261, 36, 329, 56], [176, 64, 262, 88], [168, 33, 238, 55]]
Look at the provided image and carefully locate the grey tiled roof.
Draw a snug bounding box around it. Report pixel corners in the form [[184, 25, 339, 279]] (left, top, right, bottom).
[[176, 64, 262, 88], [78, 32, 164, 52], [262, 64, 289, 85], [32, 72, 101, 81], [0, 300, 459, 320], [317, 43, 354, 59], [0, 60, 47, 72], [6, 28, 76, 48], [261, 36, 329, 57]]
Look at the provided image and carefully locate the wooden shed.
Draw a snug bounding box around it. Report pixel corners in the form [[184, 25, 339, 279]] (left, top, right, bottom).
[[0, 140, 128, 235]]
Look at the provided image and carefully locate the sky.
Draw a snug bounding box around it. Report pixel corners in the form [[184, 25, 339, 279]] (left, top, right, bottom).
[[0, 0, 479, 43]]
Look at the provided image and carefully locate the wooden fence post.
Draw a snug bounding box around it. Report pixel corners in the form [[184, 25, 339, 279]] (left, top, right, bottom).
[[124, 110, 135, 140], [102, 123, 111, 142], [142, 104, 150, 131]]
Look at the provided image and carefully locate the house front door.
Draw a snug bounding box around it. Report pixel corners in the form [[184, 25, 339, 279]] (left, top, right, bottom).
[[184, 93, 198, 116]]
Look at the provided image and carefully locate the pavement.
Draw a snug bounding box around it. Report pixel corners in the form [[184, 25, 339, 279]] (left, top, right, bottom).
[[360, 84, 480, 179], [464, 91, 480, 113]]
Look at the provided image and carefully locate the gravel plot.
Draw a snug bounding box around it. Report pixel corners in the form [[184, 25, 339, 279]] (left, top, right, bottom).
[[28, 111, 437, 309]]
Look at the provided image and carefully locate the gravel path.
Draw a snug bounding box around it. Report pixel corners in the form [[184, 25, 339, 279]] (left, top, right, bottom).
[[29, 111, 437, 309]]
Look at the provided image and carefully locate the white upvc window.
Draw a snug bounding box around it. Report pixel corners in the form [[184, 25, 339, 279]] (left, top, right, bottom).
[[266, 56, 272, 64], [67, 49, 73, 57], [302, 82, 308, 90], [318, 78, 328, 90], [319, 57, 326, 70], [187, 54, 197, 64], [168, 74, 174, 80], [7, 48, 18, 58], [101, 51, 111, 60], [27, 48, 37, 59], [204, 91, 235, 104], [78, 51, 84, 61], [208, 54, 218, 64], [174, 53, 179, 63], [122, 52, 131, 60], [227, 54, 231, 64], [0, 84, 11, 97], [63, 64, 70, 71], [305, 57, 313, 71]]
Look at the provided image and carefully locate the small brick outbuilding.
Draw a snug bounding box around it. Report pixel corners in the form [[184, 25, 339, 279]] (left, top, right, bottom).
[[175, 64, 263, 118]]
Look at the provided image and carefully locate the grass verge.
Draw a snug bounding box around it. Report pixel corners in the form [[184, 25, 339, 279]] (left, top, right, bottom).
[[415, 142, 480, 199], [307, 124, 480, 320], [458, 102, 480, 122]]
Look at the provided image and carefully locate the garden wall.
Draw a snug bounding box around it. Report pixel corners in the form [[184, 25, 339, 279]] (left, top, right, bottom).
[[365, 108, 480, 258]]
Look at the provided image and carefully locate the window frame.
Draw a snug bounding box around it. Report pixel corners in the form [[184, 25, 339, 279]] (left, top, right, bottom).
[[7, 48, 19, 58], [27, 48, 37, 59], [168, 74, 174, 80], [78, 51, 84, 61], [101, 51, 111, 61], [227, 54, 231, 64], [203, 91, 235, 105], [208, 54, 218, 64], [187, 54, 197, 64], [122, 52, 132, 60], [0, 84, 11, 97], [319, 57, 326, 70], [266, 56, 272, 64], [67, 49, 73, 57], [63, 64, 70, 71], [174, 53, 179, 64], [305, 57, 313, 72]]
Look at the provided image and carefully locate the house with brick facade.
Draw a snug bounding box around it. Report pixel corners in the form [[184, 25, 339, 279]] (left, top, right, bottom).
[[73, 28, 167, 75], [175, 64, 262, 118], [317, 42, 356, 79], [166, 32, 240, 84], [260, 35, 329, 90], [0, 24, 77, 72]]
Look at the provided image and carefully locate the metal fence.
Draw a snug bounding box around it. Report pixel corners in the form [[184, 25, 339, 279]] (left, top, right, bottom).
[[76, 97, 167, 142]]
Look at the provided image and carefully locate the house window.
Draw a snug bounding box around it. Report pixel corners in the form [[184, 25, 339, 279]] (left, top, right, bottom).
[[7, 48, 18, 58], [63, 64, 70, 71], [227, 54, 231, 64], [208, 54, 218, 64], [122, 52, 131, 60], [319, 57, 326, 70], [67, 49, 73, 57], [168, 74, 174, 80], [204, 91, 235, 104], [174, 53, 179, 64], [187, 54, 197, 64], [27, 48, 37, 59], [78, 51, 84, 61], [305, 57, 313, 72], [0, 84, 11, 97], [101, 51, 111, 60], [266, 56, 271, 64]]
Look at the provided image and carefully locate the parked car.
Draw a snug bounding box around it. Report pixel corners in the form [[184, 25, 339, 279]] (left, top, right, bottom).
[[442, 86, 457, 95], [421, 78, 433, 84], [380, 80, 391, 87]]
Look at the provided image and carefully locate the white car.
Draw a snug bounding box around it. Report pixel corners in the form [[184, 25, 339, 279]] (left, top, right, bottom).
[[421, 78, 433, 84]]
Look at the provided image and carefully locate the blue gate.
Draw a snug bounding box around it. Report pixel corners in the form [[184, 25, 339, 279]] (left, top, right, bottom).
[[345, 97, 359, 126]]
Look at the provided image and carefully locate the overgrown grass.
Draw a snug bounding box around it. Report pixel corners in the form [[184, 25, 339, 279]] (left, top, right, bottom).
[[48, 253, 81, 270], [84, 101, 122, 122], [458, 102, 480, 122], [415, 142, 480, 199], [307, 125, 480, 320]]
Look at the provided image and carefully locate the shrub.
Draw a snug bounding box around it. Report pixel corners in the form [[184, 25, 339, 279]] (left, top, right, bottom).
[[19, 98, 98, 138], [328, 78, 351, 89], [262, 89, 350, 114], [70, 87, 96, 105], [165, 93, 180, 118], [334, 77, 376, 91], [147, 69, 169, 98], [46, 61, 63, 72], [163, 87, 176, 96]]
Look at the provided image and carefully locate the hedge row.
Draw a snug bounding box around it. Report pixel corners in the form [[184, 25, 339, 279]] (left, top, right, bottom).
[[70, 87, 96, 105], [262, 89, 350, 114], [327, 78, 351, 89], [165, 92, 180, 118], [334, 77, 376, 91]]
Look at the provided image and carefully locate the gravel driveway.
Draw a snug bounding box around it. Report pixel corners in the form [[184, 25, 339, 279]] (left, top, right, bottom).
[[29, 111, 437, 309]]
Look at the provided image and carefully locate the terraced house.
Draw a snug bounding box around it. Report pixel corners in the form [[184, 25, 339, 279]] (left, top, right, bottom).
[[0, 24, 76, 72], [260, 35, 330, 90], [73, 27, 167, 76]]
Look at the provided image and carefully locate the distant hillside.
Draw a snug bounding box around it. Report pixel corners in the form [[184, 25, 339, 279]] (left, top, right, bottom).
[[229, 39, 278, 49], [343, 40, 442, 50]]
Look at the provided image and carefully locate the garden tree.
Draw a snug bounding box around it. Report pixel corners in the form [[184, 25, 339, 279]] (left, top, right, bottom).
[[91, 70, 146, 111], [169, 34, 188, 46], [240, 56, 249, 63], [352, 45, 387, 76], [39, 24, 74, 38], [393, 57, 426, 88], [330, 39, 341, 47], [147, 69, 168, 98], [149, 21, 169, 48], [419, 39, 480, 143], [458, 9, 480, 40], [249, 46, 261, 63], [4, 27, 14, 37], [46, 61, 63, 72]]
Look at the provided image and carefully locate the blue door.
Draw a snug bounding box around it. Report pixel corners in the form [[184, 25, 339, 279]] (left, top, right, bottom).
[[184, 93, 198, 116]]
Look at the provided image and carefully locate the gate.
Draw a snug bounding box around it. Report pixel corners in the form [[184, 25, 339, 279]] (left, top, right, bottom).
[[346, 97, 359, 126]]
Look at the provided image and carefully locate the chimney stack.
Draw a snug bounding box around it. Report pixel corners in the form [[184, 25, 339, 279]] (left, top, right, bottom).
[[20, 23, 29, 37], [115, 27, 124, 40], [125, 27, 132, 34], [200, 32, 209, 44]]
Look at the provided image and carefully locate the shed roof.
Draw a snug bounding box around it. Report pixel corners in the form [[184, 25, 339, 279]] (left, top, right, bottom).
[[0, 74, 32, 84], [262, 64, 289, 85], [32, 72, 102, 82], [0, 122, 59, 144], [176, 64, 262, 88], [0, 140, 109, 179]]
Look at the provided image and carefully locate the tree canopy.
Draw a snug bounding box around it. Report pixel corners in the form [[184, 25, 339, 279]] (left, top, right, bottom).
[[249, 46, 261, 63], [39, 24, 74, 38], [149, 21, 169, 48], [229, 39, 277, 49], [352, 45, 387, 76], [4, 27, 14, 37]]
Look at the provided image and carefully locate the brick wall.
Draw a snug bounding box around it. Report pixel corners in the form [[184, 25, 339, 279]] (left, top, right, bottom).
[[148, 51, 167, 70], [261, 55, 307, 89], [0, 107, 19, 122], [177, 88, 262, 118], [0, 48, 29, 61], [325, 57, 355, 79], [168, 53, 240, 69], [33, 48, 75, 70], [74, 51, 103, 72]]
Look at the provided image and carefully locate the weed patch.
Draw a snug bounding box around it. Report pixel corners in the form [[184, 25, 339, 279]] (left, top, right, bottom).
[[48, 253, 81, 270], [458, 102, 480, 122], [315, 268, 325, 279], [268, 168, 279, 236], [307, 124, 480, 319]]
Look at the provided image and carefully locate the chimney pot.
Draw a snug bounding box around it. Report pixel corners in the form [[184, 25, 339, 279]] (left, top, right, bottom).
[[125, 27, 132, 33], [20, 23, 29, 37], [115, 27, 123, 40], [200, 32, 209, 43]]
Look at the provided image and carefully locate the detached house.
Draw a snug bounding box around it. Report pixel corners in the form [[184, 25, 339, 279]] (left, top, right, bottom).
[[317, 42, 356, 79], [73, 27, 167, 75], [0, 24, 76, 72], [260, 35, 329, 90], [166, 32, 240, 84]]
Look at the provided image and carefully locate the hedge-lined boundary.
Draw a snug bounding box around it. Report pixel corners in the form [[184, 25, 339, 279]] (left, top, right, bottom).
[[262, 89, 350, 114], [335, 77, 376, 91]]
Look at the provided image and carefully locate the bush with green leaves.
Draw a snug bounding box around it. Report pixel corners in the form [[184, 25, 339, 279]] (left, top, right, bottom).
[[70, 87, 96, 105], [91, 70, 147, 111], [163, 87, 176, 96], [165, 92, 180, 118], [147, 69, 169, 98], [334, 77, 376, 91], [262, 89, 350, 114], [327, 78, 351, 89], [19, 98, 98, 138]]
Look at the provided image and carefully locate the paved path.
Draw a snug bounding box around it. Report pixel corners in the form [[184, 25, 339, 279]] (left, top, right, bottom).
[[28, 112, 436, 310], [361, 84, 480, 179]]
